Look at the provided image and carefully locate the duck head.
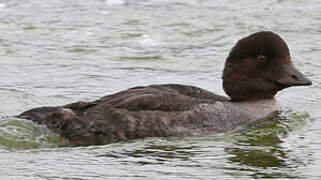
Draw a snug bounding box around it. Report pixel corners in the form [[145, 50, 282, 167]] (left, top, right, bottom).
[[223, 31, 312, 101]]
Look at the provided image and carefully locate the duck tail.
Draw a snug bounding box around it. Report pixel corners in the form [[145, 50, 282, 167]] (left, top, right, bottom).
[[18, 106, 75, 132], [18, 106, 95, 146]]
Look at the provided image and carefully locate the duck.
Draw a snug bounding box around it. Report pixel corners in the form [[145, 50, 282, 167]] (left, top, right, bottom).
[[18, 31, 312, 146]]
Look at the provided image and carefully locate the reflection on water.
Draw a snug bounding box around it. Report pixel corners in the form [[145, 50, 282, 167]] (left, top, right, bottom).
[[101, 144, 197, 166], [0, 110, 316, 179], [226, 111, 311, 179]]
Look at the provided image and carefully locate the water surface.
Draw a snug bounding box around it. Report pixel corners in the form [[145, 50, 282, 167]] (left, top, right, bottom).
[[0, 0, 320, 179]]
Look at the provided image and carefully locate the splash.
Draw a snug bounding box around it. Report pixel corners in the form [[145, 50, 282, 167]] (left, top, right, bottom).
[[0, 117, 60, 150]]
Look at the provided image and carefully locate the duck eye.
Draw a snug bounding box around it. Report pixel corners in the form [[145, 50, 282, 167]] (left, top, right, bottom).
[[257, 55, 267, 63]]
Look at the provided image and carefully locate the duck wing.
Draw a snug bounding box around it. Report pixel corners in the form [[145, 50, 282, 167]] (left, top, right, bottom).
[[18, 84, 229, 146], [90, 84, 229, 111]]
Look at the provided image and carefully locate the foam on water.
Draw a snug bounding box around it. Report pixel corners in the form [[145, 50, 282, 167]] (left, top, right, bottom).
[[0, 3, 7, 8], [0, 0, 320, 179], [139, 34, 157, 47], [100, 10, 111, 15], [104, 0, 126, 6]]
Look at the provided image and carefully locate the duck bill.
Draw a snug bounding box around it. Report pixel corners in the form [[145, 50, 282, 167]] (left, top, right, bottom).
[[276, 64, 312, 87]]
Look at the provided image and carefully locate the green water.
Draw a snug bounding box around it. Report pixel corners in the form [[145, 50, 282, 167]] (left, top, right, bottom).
[[0, 118, 60, 149]]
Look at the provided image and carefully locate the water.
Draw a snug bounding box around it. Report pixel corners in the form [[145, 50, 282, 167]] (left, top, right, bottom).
[[0, 0, 320, 179]]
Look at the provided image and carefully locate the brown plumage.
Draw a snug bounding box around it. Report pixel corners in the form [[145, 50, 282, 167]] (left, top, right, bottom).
[[18, 31, 312, 146]]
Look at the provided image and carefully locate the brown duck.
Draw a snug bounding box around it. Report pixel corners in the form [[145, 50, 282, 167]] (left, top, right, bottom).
[[18, 31, 312, 146]]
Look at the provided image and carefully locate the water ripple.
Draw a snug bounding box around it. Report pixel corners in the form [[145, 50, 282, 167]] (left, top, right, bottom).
[[0, 0, 320, 179]]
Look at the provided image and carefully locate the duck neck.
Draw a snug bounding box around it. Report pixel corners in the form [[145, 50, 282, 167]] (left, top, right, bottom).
[[222, 62, 277, 101], [221, 98, 280, 128]]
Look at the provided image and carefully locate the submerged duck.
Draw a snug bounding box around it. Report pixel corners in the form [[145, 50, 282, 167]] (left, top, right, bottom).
[[18, 31, 312, 146]]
